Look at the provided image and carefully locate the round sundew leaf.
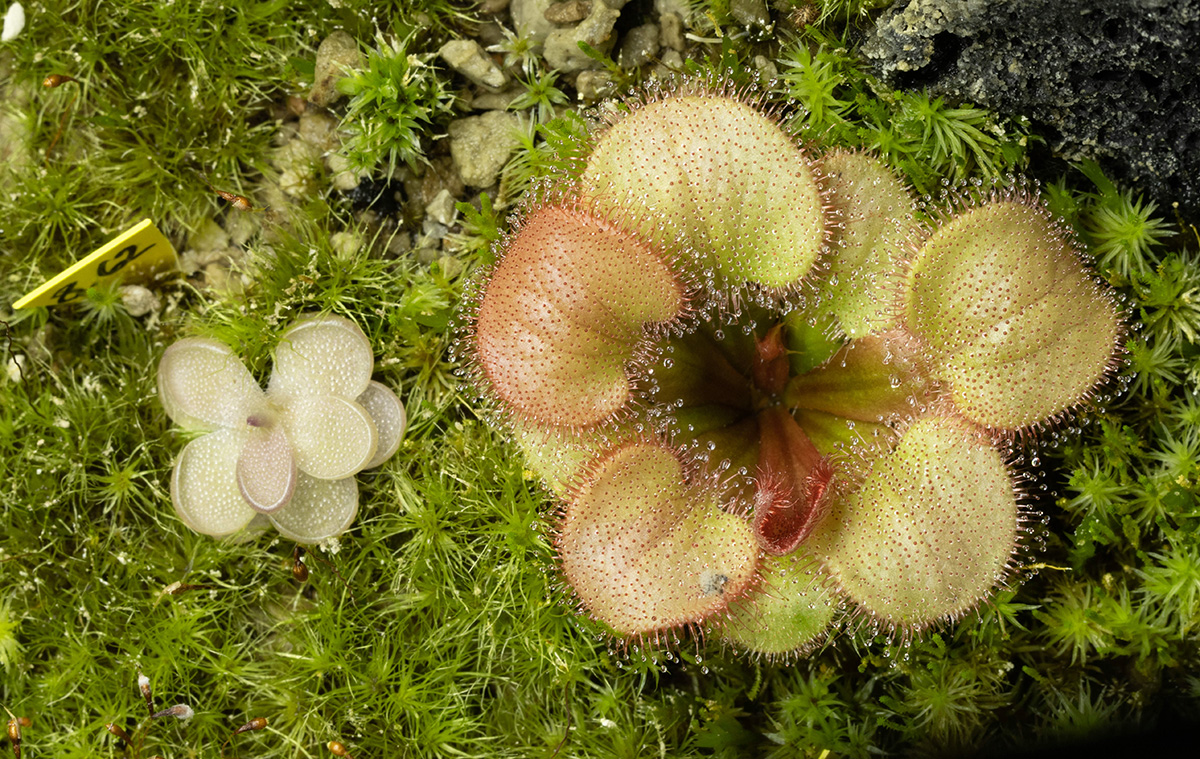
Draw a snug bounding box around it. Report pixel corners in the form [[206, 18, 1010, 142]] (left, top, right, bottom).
[[904, 200, 1120, 430], [720, 550, 838, 657], [158, 337, 262, 430], [269, 473, 358, 544], [236, 422, 297, 513], [171, 428, 257, 538], [475, 204, 685, 428], [269, 315, 374, 399], [817, 150, 919, 338], [559, 440, 759, 637], [809, 415, 1018, 628], [280, 394, 378, 480], [356, 381, 406, 470], [580, 94, 824, 289]]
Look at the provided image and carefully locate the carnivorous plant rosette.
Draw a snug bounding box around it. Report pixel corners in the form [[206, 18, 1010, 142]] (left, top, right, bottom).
[[158, 315, 406, 543], [464, 80, 1122, 657]]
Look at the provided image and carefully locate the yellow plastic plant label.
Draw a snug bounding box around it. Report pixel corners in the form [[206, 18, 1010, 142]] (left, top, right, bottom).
[[13, 219, 178, 309]]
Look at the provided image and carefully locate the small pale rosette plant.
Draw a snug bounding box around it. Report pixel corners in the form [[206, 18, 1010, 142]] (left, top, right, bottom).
[[463, 79, 1122, 657], [158, 315, 406, 543]]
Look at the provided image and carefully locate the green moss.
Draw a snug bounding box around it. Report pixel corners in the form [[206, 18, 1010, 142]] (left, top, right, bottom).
[[1, 2, 1198, 757], [337, 33, 457, 178]]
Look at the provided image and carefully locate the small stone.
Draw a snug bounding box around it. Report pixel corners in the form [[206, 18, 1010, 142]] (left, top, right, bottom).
[[659, 49, 684, 71], [259, 186, 294, 233], [180, 244, 232, 277], [448, 110, 522, 188], [476, 20, 507, 47], [120, 285, 161, 318], [5, 355, 25, 384], [544, 0, 590, 24], [425, 188, 460, 226], [415, 247, 442, 264], [388, 231, 412, 256], [420, 219, 449, 249], [2, 2, 26, 42], [659, 12, 684, 50], [480, 0, 510, 13], [275, 138, 323, 198], [439, 39, 508, 90], [618, 23, 660, 69], [544, 0, 622, 72], [575, 70, 616, 103], [753, 54, 778, 83], [330, 231, 363, 260], [471, 85, 526, 110], [189, 218, 231, 253], [309, 31, 363, 108], [223, 212, 258, 248], [0, 103, 32, 171], [654, 0, 690, 16], [326, 152, 365, 192], [203, 262, 236, 292], [437, 255, 466, 279], [511, 0, 556, 44], [274, 120, 298, 147], [298, 111, 340, 153], [420, 156, 466, 209], [730, 0, 771, 31]]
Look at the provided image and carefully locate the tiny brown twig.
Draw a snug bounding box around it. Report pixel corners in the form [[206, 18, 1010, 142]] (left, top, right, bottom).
[[549, 683, 573, 758]]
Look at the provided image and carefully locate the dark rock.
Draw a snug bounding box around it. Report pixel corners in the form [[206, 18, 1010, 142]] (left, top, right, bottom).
[[618, 23, 660, 69], [343, 178, 407, 218], [863, 0, 1200, 222]]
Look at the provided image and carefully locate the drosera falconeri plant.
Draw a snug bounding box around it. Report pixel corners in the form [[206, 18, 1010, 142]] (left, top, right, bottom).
[[158, 314, 406, 543], [462, 77, 1124, 658]]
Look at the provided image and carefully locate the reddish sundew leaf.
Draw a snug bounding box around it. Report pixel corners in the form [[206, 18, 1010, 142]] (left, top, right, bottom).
[[475, 203, 686, 429], [559, 439, 759, 637]]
